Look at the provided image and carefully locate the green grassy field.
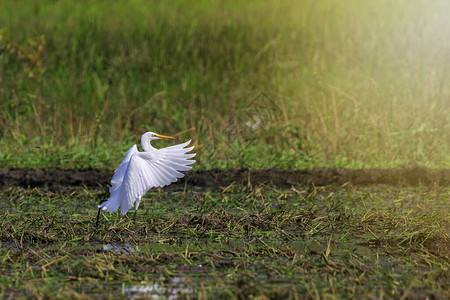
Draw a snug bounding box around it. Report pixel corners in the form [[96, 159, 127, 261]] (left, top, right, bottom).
[[0, 185, 448, 298], [1, 0, 449, 170]]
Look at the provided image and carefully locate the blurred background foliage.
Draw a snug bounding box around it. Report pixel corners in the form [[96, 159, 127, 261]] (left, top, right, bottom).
[[0, 0, 449, 169]]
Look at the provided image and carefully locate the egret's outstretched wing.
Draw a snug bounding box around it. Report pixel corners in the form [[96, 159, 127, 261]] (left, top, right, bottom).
[[110, 145, 138, 194], [99, 145, 138, 212], [120, 140, 196, 215]]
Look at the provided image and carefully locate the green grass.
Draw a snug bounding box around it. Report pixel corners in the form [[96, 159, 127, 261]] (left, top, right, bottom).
[[0, 184, 448, 298], [0, 0, 449, 169]]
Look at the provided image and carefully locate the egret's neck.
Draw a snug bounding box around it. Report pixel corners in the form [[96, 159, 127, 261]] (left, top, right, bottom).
[[141, 136, 157, 152]]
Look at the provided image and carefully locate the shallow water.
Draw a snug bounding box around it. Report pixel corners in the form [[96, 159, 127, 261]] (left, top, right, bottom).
[[101, 243, 139, 254], [125, 277, 193, 299]]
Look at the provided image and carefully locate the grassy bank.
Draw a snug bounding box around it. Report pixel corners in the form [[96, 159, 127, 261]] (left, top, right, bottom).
[[1, 0, 449, 169]]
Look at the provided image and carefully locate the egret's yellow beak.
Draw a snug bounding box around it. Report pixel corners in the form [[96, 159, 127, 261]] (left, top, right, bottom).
[[154, 134, 176, 140]]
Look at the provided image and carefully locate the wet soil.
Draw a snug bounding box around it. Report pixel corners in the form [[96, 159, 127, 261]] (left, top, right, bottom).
[[1, 165, 448, 191]]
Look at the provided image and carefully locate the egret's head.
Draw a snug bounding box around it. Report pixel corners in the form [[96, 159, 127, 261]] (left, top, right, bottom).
[[141, 131, 175, 151], [142, 131, 175, 142]]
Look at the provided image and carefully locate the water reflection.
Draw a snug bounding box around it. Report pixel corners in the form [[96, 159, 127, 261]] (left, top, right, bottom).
[[101, 243, 139, 254], [125, 277, 193, 299]]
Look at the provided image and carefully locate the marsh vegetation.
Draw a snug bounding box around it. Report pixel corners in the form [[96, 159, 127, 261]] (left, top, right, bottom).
[[0, 184, 448, 298]]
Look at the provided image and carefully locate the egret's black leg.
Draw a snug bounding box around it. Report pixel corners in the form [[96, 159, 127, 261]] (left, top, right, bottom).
[[95, 200, 107, 227], [133, 209, 137, 224], [95, 208, 102, 227]]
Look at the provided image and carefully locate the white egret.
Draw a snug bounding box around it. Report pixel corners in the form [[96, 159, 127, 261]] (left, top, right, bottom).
[[95, 131, 195, 225]]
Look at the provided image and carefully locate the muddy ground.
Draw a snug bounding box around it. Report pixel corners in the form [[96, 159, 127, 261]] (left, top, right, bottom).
[[1, 165, 448, 191]]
